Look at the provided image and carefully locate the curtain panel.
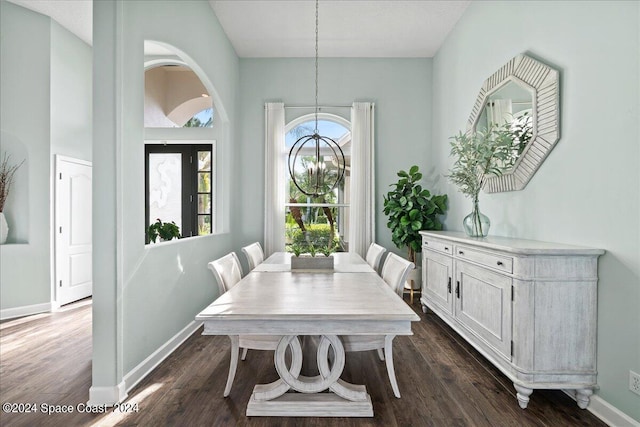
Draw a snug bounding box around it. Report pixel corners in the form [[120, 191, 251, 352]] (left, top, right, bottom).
[[263, 103, 285, 256], [348, 102, 375, 258]]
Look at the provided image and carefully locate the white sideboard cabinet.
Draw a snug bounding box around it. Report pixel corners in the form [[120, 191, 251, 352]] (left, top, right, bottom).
[[419, 231, 604, 409]]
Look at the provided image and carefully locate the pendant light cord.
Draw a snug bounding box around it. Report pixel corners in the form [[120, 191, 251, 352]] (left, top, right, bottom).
[[314, 0, 319, 134]]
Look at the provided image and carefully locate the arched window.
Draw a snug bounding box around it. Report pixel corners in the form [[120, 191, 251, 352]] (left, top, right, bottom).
[[265, 103, 374, 257], [285, 115, 351, 251]]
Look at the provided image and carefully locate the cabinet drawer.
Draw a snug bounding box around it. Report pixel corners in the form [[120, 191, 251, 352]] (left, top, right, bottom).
[[422, 239, 453, 255], [455, 245, 513, 274]]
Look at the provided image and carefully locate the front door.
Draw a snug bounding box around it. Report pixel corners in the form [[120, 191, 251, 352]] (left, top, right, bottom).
[[55, 155, 92, 306]]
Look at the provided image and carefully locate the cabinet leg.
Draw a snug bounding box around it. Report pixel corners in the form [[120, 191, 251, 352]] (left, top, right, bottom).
[[421, 304, 427, 314], [514, 384, 533, 409], [575, 388, 593, 409]]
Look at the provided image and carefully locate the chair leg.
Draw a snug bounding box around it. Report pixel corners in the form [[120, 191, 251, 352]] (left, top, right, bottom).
[[384, 335, 401, 398], [241, 347, 248, 361], [224, 335, 239, 397], [376, 348, 385, 361]]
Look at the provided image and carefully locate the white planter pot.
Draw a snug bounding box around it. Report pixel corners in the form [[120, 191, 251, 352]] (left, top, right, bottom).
[[0, 212, 8, 244], [291, 255, 334, 270], [406, 266, 422, 290]]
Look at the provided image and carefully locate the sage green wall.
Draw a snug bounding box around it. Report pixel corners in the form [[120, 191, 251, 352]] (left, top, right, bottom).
[[92, 0, 240, 394], [0, 2, 93, 315], [238, 58, 433, 256], [431, 1, 639, 421], [51, 21, 92, 162], [0, 1, 51, 310]]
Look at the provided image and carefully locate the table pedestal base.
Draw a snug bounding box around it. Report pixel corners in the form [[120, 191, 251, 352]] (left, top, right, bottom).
[[246, 335, 374, 417], [247, 390, 373, 417]]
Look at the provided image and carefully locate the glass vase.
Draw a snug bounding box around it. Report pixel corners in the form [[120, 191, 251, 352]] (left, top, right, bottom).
[[463, 197, 490, 237]]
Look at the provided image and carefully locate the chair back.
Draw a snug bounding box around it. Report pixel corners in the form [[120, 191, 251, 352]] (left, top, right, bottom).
[[208, 252, 243, 294], [381, 253, 415, 297], [365, 243, 387, 272], [241, 242, 264, 271]]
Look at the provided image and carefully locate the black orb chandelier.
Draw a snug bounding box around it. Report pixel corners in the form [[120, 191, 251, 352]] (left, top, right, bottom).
[[287, 0, 346, 198]]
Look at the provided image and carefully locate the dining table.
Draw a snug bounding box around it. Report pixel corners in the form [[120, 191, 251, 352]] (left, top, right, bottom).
[[195, 251, 420, 417]]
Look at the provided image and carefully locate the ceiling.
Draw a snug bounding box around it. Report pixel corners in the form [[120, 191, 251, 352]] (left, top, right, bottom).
[[6, 0, 470, 58]]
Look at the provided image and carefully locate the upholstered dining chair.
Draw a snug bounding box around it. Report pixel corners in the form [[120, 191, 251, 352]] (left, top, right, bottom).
[[241, 241, 264, 271], [341, 252, 415, 398], [208, 252, 281, 397], [365, 242, 387, 273]]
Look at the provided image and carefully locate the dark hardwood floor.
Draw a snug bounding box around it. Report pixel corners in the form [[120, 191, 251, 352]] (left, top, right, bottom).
[[0, 296, 606, 427]]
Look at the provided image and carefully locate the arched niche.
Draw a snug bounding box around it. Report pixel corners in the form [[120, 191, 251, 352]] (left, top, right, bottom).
[[0, 131, 29, 243]]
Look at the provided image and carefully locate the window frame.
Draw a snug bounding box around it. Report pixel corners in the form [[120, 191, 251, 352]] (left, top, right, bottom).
[[284, 114, 351, 251], [144, 143, 213, 242]]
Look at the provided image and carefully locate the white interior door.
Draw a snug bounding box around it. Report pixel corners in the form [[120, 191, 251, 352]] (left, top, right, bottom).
[[55, 156, 92, 306]]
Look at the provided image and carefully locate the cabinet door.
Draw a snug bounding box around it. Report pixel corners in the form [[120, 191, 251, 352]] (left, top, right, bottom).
[[455, 261, 512, 360], [422, 249, 454, 315]]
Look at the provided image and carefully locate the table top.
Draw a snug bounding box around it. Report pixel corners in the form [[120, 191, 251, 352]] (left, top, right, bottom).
[[254, 252, 374, 273], [197, 271, 418, 322]]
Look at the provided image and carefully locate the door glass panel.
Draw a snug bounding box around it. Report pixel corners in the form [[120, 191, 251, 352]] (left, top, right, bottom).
[[198, 151, 211, 171], [148, 153, 182, 230], [198, 215, 211, 235], [198, 194, 211, 215], [198, 172, 210, 192]]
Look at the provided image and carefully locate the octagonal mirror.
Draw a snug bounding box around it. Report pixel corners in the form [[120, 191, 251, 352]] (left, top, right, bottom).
[[468, 54, 560, 192]]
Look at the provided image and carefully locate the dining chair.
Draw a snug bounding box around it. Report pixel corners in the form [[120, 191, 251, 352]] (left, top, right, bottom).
[[241, 241, 264, 271], [208, 252, 281, 397], [341, 252, 415, 398], [365, 242, 387, 273]]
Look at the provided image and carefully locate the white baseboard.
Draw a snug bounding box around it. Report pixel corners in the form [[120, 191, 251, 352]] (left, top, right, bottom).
[[563, 390, 639, 426], [588, 395, 640, 427], [88, 381, 127, 406], [0, 302, 51, 320], [123, 320, 202, 393]]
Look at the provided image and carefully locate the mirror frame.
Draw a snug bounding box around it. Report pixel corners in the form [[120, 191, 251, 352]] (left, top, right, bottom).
[[468, 54, 559, 192]]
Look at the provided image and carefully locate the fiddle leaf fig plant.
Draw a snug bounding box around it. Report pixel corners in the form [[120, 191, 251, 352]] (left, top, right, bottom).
[[383, 165, 448, 263]]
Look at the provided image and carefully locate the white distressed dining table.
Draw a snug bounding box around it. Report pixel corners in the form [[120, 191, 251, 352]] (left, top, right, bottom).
[[195, 252, 420, 417]]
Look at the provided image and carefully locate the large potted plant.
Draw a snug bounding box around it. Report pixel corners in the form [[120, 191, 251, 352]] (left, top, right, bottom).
[[447, 123, 515, 237], [0, 153, 25, 244], [383, 165, 448, 298]]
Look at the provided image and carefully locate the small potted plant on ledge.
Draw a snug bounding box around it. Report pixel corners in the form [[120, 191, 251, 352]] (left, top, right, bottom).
[[147, 218, 181, 243], [383, 165, 448, 301]]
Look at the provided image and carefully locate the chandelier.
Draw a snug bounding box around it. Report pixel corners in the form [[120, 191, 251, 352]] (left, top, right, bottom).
[[287, 0, 346, 198]]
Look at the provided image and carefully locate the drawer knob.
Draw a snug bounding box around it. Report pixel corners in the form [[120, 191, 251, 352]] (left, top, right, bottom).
[[444, 247, 449, 251], [458, 250, 464, 255], [497, 261, 504, 266]]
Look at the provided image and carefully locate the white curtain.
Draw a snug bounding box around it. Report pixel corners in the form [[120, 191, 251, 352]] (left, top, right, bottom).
[[348, 102, 375, 258], [264, 103, 285, 256]]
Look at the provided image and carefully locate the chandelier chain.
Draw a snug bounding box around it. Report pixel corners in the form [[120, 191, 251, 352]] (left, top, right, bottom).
[[314, 0, 319, 133]]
